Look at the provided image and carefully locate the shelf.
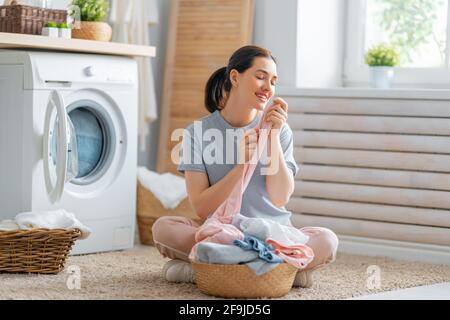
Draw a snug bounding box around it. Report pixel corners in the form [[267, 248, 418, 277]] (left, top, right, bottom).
[[0, 32, 156, 57]]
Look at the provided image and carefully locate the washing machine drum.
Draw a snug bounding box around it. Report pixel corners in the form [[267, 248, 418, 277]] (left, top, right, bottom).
[[52, 107, 107, 182], [69, 108, 104, 178]]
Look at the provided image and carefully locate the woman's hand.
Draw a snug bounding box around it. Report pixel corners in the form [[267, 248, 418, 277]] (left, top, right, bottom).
[[238, 129, 259, 164], [264, 97, 288, 131]]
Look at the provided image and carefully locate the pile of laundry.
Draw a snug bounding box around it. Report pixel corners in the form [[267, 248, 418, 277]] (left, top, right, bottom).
[[189, 213, 314, 276], [137, 166, 188, 209], [0, 209, 91, 240]]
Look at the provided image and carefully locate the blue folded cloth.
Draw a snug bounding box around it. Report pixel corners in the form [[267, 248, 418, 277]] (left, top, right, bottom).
[[233, 235, 283, 263], [196, 242, 280, 276]]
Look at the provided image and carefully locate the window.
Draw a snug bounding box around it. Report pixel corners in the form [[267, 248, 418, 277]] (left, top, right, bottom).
[[344, 0, 450, 88]]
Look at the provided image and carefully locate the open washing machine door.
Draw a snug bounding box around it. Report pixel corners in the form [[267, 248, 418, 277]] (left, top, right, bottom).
[[43, 90, 78, 204]]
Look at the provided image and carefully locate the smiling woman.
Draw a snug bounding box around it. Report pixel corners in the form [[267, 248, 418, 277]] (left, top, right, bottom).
[[151, 45, 339, 288]]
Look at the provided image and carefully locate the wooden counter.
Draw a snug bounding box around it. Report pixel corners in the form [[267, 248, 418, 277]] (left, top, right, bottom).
[[0, 32, 156, 57]]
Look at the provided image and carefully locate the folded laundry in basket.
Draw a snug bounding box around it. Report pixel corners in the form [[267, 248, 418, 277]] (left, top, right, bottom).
[[266, 239, 314, 269], [232, 214, 314, 269], [233, 235, 283, 264], [137, 166, 188, 209], [189, 217, 245, 262], [232, 214, 310, 246], [196, 242, 280, 276], [15, 209, 92, 240]]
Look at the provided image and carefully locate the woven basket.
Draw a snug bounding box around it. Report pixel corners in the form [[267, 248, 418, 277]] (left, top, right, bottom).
[[136, 181, 203, 245], [192, 262, 298, 298], [0, 4, 67, 35], [0, 228, 81, 274], [72, 21, 112, 42]]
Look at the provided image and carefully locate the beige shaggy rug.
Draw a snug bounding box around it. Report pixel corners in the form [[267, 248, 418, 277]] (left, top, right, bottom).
[[1, 245, 449, 300]]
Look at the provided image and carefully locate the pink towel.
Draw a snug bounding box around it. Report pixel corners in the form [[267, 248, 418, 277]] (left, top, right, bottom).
[[189, 108, 272, 262], [266, 239, 314, 269], [188, 218, 244, 261], [214, 117, 272, 225]]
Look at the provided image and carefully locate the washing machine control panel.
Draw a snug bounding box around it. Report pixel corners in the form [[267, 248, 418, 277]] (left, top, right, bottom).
[[30, 52, 138, 89], [84, 66, 132, 83], [84, 66, 96, 77]]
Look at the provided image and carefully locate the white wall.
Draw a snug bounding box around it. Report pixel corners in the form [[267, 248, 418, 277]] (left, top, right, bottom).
[[253, 0, 299, 87], [253, 0, 345, 88], [52, 0, 70, 9], [297, 0, 345, 87]]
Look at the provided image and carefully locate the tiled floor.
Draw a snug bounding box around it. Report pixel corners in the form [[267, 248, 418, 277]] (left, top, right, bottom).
[[351, 282, 450, 300]]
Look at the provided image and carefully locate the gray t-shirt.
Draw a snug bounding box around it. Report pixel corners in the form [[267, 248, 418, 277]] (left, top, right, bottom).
[[177, 110, 299, 225]]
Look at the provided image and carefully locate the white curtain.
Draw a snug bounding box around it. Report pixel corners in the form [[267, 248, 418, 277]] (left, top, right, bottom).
[[110, 0, 159, 152]]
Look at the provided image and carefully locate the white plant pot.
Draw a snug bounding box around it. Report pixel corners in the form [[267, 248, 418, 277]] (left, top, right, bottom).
[[41, 27, 59, 38], [42, 27, 59, 38], [369, 66, 394, 89], [59, 28, 72, 39]]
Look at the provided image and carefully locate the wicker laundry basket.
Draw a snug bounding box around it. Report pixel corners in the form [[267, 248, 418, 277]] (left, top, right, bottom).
[[0, 4, 67, 35], [192, 262, 298, 298], [0, 228, 81, 274], [136, 182, 203, 245]]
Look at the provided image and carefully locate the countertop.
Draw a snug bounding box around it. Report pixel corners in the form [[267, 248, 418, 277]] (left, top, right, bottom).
[[0, 32, 156, 58]]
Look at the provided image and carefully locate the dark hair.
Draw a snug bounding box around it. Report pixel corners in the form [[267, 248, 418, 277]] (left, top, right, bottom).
[[204, 45, 277, 113]]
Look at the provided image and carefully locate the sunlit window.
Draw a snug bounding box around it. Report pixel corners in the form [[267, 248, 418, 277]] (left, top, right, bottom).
[[364, 0, 449, 68]]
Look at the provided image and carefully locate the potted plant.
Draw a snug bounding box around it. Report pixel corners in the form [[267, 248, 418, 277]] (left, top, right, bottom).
[[58, 22, 72, 39], [41, 21, 59, 38], [365, 44, 400, 89], [70, 0, 111, 42]]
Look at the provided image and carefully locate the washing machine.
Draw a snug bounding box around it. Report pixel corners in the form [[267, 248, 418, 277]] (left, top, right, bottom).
[[0, 50, 138, 255]]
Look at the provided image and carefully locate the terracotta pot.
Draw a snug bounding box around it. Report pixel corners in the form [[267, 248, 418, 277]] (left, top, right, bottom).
[[72, 21, 112, 42]]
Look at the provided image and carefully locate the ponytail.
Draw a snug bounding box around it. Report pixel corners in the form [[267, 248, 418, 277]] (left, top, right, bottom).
[[204, 67, 228, 113]]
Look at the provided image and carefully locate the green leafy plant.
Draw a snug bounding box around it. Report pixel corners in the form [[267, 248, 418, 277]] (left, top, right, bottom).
[[46, 21, 58, 28], [365, 44, 400, 67], [58, 22, 69, 29], [374, 0, 445, 65], [71, 0, 109, 22]]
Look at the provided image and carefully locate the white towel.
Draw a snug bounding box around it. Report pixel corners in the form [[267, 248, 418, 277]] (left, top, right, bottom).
[[15, 209, 92, 240], [232, 214, 310, 246], [137, 167, 188, 209], [0, 219, 19, 231]]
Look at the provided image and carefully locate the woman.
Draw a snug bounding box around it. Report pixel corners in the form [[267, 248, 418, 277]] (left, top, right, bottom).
[[152, 45, 338, 287]]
